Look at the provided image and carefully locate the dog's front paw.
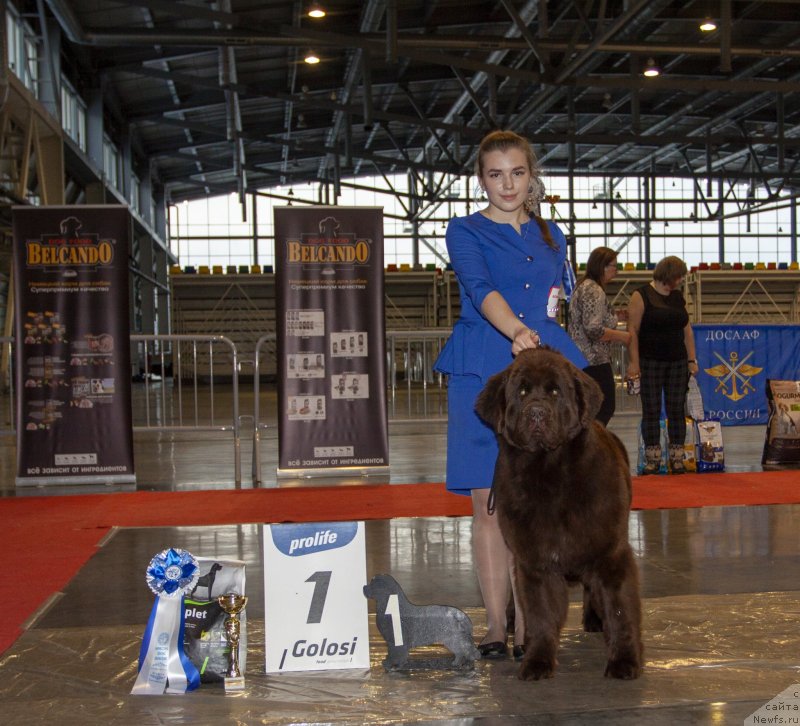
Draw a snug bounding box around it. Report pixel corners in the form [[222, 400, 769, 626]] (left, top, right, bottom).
[[382, 656, 405, 671], [518, 658, 556, 681], [604, 656, 641, 680]]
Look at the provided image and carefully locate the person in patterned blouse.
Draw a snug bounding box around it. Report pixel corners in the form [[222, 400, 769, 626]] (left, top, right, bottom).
[[568, 246, 631, 425]]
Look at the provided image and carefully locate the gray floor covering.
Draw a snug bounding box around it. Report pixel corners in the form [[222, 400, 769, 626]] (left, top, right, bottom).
[[0, 396, 797, 724]]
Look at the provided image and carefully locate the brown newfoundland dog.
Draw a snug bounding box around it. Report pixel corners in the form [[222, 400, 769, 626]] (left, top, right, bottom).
[[475, 347, 643, 681]]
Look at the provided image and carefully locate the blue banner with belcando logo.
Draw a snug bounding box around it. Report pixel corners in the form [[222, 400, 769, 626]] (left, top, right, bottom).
[[693, 324, 800, 426]]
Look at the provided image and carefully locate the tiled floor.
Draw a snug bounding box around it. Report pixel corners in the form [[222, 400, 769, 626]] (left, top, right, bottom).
[[0, 385, 798, 724]]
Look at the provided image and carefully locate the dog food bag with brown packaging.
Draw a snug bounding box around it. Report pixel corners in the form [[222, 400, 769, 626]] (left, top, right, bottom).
[[762, 379, 800, 469], [182, 557, 247, 683], [695, 419, 725, 473]]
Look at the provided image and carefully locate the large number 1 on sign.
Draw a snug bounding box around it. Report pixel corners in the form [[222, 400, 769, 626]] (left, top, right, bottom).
[[305, 571, 332, 623], [384, 593, 404, 645]]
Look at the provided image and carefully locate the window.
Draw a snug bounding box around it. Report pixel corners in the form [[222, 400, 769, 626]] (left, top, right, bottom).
[[131, 174, 141, 214], [6, 5, 39, 96], [167, 175, 796, 269], [60, 77, 88, 152], [103, 134, 120, 189]]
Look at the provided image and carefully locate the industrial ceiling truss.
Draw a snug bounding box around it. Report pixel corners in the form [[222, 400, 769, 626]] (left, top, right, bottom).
[[20, 0, 800, 219]]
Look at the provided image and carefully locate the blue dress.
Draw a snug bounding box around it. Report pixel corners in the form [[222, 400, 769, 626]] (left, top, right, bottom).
[[434, 212, 587, 495]]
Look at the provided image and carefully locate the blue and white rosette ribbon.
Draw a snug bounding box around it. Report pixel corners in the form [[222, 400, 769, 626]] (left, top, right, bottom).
[[131, 548, 201, 695]]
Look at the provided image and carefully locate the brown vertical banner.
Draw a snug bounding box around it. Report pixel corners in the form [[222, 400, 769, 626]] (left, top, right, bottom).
[[274, 206, 388, 477], [13, 205, 135, 487]]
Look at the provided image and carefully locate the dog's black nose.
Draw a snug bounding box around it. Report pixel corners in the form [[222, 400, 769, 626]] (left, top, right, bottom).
[[527, 406, 546, 425]]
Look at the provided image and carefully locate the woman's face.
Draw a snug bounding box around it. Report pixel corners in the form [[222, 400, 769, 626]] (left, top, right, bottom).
[[602, 258, 618, 285], [667, 274, 685, 291], [478, 147, 532, 216]]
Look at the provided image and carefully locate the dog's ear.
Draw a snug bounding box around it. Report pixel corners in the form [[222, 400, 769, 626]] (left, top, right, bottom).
[[573, 367, 603, 428], [475, 370, 508, 434]]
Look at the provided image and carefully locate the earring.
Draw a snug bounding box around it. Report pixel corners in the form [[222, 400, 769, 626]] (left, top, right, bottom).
[[524, 185, 537, 213]]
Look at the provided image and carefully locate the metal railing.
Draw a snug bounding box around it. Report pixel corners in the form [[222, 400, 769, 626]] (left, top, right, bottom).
[[250, 329, 451, 484], [1, 329, 637, 487], [132, 334, 242, 484], [2, 333, 244, 483], [0, 336, 14, 436], [385, 329, 449, 421], [252, 332, 277, 485]]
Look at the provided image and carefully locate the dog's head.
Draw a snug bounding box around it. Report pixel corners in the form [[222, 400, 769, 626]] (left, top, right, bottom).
[[475, 347, 602, 452], [363, 573, 399, 601]]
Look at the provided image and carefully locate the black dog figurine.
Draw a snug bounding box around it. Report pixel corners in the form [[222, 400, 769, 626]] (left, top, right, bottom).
[[363, 573, 479, 670]]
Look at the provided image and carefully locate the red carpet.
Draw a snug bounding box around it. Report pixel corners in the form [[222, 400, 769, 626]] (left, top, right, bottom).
[[1, 470, 797, 655]]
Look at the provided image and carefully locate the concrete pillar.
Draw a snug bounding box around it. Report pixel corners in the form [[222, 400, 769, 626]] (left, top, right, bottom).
[[38, 17, 61, 122], [155, 246, 170, 335], [140, 164, 153, 226], [120, 126, 133, 202], [139, 235, 155, 334], [86, 87, 104, 171], [153, 185, 167, 241]]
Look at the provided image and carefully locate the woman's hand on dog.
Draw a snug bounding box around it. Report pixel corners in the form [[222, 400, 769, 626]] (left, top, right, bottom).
[[511, 327, 540, 356]]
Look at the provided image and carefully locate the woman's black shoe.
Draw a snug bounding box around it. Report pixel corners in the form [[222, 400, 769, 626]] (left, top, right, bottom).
[[513, 644, 525, 661], [478, 641, 508, 659]]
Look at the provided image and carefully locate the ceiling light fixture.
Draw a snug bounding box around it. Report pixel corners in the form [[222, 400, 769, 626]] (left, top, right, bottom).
[[643, 58, 660, 77], [307, 4, 326, 19], [304, 50, 320, 64], [699, 17, 717, 32]]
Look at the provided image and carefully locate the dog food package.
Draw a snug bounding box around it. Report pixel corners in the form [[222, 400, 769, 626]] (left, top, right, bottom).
[[695, 419, 725, 473], [680, 417, 697, 473], [637, 418, 669, 474], [182, 557, 247, 684], [762, 379, 800, 469]]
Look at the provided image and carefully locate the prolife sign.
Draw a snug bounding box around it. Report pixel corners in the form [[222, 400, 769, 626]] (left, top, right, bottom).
[[274, 206, 388, 476], [693, 324, 800, 426], [262, 521, 370, 673], [12, 205, 135, 486]]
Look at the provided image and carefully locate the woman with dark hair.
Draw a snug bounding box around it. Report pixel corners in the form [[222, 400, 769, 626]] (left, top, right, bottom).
[[626, 256, 698, 475], [567, 246, 631, 425], [434, 129, 587, 660]]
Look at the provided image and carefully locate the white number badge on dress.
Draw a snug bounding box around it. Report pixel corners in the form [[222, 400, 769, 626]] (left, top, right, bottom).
[[547, 286, 560, 319]]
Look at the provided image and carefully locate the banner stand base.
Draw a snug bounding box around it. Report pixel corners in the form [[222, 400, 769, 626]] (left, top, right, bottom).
[[276, 465, 390, 480], [15, 474, 137, 487]]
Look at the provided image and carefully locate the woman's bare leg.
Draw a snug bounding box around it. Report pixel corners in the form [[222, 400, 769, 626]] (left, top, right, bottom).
[[471, 488, 524, 646]]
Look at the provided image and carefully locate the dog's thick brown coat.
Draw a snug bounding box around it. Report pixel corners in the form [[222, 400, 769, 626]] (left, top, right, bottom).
[[476, 347, 643, 681]]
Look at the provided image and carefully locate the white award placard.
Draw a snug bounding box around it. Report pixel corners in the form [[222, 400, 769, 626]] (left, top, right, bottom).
[[263, 521, 370, 673]]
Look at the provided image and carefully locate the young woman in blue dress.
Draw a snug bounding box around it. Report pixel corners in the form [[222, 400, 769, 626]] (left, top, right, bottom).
[[434, 130, 587, 659]]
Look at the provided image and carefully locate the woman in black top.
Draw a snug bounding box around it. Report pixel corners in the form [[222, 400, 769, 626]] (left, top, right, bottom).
[[626, 256, 698, 474]]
